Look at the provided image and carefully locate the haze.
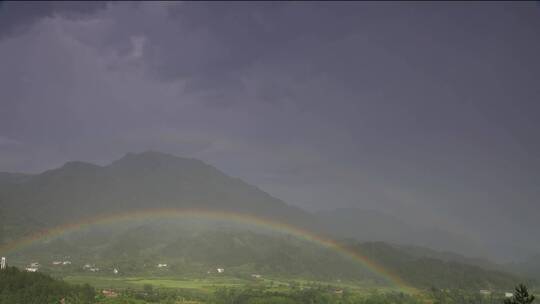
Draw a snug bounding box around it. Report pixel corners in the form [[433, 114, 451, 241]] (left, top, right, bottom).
[[1, 1, 539, 263]]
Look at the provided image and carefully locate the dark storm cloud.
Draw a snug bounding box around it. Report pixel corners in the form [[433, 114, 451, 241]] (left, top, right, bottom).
[[0, 1, 539, 261], [0, 1, 107, 38]]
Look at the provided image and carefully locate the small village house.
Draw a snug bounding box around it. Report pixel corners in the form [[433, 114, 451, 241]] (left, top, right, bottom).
[[102, 289, 118, 298]]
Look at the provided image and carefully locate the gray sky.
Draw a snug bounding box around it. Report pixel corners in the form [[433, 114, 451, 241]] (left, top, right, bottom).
[[1, 1, 539, 261]]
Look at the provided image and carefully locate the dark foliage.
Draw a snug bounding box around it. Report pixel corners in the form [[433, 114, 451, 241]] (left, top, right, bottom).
[[0, 267, 95, 304], [504, 284, 535, 304]]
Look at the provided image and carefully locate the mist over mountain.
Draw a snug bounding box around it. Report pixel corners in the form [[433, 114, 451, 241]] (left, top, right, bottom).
[[0, 151, 520, 265], [316, 208, 487, 258], [0, 151, 536, 289], [506, 254, 540, 281], [0, 151, 484, 258]]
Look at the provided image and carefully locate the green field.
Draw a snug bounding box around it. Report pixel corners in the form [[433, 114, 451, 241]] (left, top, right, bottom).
[[63, 274, 402, 294], [4, 267, 531, 304], [65, 275, 245, 292], [61, 275, 423, 304]]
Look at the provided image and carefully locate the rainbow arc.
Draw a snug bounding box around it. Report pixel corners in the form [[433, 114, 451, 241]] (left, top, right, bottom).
[[0, 208, 416, 293]]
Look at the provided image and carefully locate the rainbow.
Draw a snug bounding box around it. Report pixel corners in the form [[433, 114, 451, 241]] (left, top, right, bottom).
[[0, 208, 415, 293]]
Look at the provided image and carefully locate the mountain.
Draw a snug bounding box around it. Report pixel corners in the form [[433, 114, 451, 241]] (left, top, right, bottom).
[[0, 151, 317, 236], [15, 224, 377, 282], [0, 152, 508, 264], [352, 242, 523, 290], [506, 253, 540, 280], [0, 172, 32, 184], [0, 151, 528, 289], [394, 244, 505, 272], [316, 208, 487, 258]]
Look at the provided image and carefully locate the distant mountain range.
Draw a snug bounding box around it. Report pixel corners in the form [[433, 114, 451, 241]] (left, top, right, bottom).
[[315, 208, 487, 258], [507, 254, 540, 280], [0, 151, 535, 287], [0, 151, 486, 252]]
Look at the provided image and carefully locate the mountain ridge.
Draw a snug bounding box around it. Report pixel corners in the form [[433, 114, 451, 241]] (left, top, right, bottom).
[[0, 151, 513, 271], [0, 151, 318, 234], [0, 151, 531, 289]]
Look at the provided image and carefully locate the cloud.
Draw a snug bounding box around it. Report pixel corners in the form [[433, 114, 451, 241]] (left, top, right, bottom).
[[0, 136, 21, 147], [0, 1, 108, 39]]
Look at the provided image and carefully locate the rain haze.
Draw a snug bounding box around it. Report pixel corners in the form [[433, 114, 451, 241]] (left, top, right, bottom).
[[1, 0, 539, 269]]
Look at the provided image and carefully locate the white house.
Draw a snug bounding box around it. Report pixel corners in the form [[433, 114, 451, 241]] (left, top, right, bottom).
[[113, 268, 119, 274], [52, 261, 63, 265], [25, 267, 38, 272], [505, 293, 513, 298], [30, 262, 39, 267], [1, 257, 6, 270], [62, 261, 72, 265], [217, 268, 224, 273], [157, 263, 168, 268], [83, 264, 99, 272]]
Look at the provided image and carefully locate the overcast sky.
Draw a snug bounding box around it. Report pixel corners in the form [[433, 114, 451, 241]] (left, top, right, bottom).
[[1, 2, 539, 261]]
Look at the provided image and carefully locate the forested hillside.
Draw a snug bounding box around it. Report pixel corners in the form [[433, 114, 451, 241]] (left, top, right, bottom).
[[354, 242, 524, 290], [0, 267, 95, 304]]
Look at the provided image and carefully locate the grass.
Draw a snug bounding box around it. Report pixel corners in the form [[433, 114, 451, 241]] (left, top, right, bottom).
[[64, 274, 406, 295], [66, 275, 251, 293]]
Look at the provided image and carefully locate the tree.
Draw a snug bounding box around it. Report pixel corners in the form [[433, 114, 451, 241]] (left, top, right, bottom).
[[143, 283, 154, 295], [504, 284, 535, 304]]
